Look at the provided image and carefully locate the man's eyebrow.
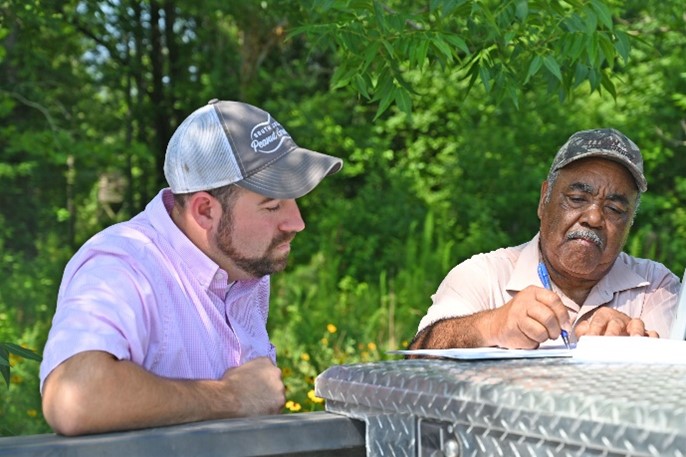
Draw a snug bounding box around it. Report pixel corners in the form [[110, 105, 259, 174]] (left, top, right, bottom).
[[568, 182, 594, 193], [606, 193, 630, 205], [258, 197, 278, 205], [568, 182, 630, 205]]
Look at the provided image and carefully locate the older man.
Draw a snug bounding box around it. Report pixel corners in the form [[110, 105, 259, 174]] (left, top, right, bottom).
[[411, 128, 679, 350], [40, 99, 343, 435]]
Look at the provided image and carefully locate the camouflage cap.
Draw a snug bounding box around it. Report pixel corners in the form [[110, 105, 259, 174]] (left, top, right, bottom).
[[549, 128, 647, 192]]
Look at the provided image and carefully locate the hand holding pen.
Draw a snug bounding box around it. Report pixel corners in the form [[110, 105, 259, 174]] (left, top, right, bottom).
[[486, 280, 573, 350], [537, 262, 572, 349]]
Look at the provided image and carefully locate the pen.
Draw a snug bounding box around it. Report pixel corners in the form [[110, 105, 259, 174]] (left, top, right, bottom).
[[537, 261, 571, 349]]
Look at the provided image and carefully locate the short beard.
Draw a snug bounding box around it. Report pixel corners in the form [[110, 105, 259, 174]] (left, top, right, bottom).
[[215, 212, 294, 278]]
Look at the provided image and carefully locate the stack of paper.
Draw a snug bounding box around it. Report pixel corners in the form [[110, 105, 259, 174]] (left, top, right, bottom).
[[391, 336, 686, 364]]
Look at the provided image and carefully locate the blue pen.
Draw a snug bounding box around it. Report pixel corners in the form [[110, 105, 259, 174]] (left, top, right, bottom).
[[537, 261, 571, 349]]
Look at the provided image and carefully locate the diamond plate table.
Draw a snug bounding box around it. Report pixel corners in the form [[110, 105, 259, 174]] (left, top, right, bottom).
[[315, 358, 686, 457]]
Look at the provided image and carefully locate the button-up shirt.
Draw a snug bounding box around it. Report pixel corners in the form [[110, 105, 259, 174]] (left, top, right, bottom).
[[417, 233, 680, 340], [40, 189, 275, 392]]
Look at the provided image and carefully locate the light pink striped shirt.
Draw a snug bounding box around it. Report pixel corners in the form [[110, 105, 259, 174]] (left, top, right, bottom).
[[418, 233, 680, 341], [40, 189, 275, 392]]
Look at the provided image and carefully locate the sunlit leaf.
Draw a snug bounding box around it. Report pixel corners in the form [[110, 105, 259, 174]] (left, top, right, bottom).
[[543, 55, 562, 81]]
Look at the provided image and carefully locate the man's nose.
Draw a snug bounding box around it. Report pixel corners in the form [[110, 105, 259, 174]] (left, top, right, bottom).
[[579, 203, 604, 228], [280, 200, 305, 233]]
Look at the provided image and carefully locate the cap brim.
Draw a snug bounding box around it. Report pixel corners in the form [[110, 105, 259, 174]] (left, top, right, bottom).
[[236, 147, 343, 199]]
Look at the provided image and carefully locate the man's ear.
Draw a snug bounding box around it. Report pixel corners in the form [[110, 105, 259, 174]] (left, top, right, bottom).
[[187, 192, 219, 230], [537, 181, 549, 220]]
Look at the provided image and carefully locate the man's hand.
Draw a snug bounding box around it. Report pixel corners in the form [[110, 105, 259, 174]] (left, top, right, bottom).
[[488, 285, 571, 349], [575, 307, 659, 338], [218, 357, 285, 416]]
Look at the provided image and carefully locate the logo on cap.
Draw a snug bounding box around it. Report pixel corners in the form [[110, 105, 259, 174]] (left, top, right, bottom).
[[250, 115, 290, 154]]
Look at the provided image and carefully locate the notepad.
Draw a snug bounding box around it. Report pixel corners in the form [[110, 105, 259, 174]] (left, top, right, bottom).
[[391, 336, 686, 364], [389, 340, 572, 360]]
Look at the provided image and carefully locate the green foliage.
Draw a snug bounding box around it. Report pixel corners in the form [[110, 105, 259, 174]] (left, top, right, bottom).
[[292, 0, 633, 117], [0, 239, 64, 435], [1, 0, 686, 437], [0, 320, 50, 436], [0, 343, 41, 388], [270, 211, 454, 412]]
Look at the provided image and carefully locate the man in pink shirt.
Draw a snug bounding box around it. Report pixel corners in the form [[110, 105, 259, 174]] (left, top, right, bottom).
[[411, 128, 680, 351], [39, 99, 343, 436]]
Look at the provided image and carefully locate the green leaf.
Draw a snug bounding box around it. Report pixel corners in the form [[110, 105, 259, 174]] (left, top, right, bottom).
[[598, 33, 615, 67], [574, 63, 589, 87], [373, 0, 387, 30], [361, 42, 381, 72], [442, 34, 469, 55], [600, 71, 617, 99], [588, 35, 600, 66], [515, 0, 528, 21], [614, 30, 631, 62], [480, 65, 492, 92], [373, 87, 396, 120], [569, 33, 587, 60], [590, 0, 614, 30], [395, 88, 412, 114], [584, 6, 598, 34], [543, 55, 562, 82], [588, 67, 600, 90], [430, 36, 454, 61], [2, 342, 42, 361], [380, 39, 395, 59], [354, 73, 371, 99], [415, 38, 429, 67], [373, 67, 395, 102], [524, 55, 543, 84], [0, 346, 8, 388], [330, 65, 359, 90]]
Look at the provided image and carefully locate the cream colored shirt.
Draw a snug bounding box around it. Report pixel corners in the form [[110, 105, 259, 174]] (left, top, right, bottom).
[[418, 233, 680, 340]]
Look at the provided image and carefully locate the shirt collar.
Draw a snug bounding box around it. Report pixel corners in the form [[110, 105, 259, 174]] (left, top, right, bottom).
[[146, 188, 225, 289]]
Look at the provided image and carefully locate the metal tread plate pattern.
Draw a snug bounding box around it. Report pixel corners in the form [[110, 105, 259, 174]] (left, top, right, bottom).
[[315, 359, 686, 457]]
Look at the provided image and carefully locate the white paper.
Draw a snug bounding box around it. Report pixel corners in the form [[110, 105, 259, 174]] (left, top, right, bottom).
[[389, 338, 573, 360], [573, 336, 686, 364], [391, 336, 686, 364]]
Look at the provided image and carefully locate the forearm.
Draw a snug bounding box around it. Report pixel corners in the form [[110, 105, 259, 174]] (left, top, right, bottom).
[[42, 351, 232, 436], [409, 311, 496, 350]]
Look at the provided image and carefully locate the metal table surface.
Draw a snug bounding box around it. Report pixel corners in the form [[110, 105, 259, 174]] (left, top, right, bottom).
[[315, 358, 686, 457]]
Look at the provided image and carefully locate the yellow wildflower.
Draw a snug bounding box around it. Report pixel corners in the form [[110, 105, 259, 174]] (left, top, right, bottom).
[[326, 323, 337, 334], [367, 342, 377, 351], [27, 409, 38, 417], [307, 389, 324, 404], [285, 400, 302, 412], [300, 353, 310, 361]]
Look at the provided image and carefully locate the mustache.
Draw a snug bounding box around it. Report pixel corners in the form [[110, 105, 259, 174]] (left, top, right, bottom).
[[567, 230, 604, 249], [269, 232, 297, 249]]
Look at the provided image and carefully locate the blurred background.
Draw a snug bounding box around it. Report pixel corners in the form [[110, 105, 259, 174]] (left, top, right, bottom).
[[1, 0, 684, 435]]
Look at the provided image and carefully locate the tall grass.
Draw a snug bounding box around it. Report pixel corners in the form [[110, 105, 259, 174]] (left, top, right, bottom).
[[268, 211, 457, 412]]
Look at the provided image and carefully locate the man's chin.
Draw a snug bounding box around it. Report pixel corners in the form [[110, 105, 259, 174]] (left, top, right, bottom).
[[558, 259, 612, 281], [263, 254, 290, 275]]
